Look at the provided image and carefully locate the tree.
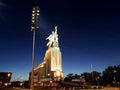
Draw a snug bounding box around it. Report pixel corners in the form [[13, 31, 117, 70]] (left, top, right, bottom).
[[102, 66, 114, 86], [64, 73, 74, 82], [102, 65, 120, 86]]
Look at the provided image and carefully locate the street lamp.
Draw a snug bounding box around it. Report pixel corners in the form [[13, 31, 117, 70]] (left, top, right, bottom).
[[30, 6, 40, 90]]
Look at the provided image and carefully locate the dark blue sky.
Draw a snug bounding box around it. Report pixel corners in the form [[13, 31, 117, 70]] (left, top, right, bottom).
[[0, 0, 120, 80]]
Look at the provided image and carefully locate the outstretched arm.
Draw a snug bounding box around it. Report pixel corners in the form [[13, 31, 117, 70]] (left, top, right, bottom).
[[55, 26, 57, 33]]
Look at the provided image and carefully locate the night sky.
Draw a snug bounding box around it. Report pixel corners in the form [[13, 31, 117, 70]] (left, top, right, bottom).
[[0, 0, 120, 81]]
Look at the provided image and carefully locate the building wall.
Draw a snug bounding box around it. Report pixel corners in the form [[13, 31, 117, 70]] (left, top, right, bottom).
[[0, 72, 12, 86]]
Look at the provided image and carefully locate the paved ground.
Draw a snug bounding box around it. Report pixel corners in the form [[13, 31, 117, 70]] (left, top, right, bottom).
[[0, 87, 120, 90], [103, 87, 120, 90]]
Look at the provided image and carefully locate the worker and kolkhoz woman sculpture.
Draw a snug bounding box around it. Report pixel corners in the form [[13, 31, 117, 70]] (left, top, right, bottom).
[[46, 26, 59, 48]]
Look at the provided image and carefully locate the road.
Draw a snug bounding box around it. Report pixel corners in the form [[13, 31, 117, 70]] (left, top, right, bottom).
[[0, 87, 120, 90]]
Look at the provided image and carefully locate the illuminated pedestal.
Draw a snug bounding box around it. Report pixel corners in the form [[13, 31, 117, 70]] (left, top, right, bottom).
[[44, 47, 64, 81], [30, 46, 64, 86]]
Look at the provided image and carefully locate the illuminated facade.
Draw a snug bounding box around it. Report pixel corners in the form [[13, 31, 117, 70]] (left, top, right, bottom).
[[29, 26, 64, 86]]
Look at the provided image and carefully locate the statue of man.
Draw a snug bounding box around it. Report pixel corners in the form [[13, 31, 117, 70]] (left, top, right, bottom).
[[46, 26, 58, 48]]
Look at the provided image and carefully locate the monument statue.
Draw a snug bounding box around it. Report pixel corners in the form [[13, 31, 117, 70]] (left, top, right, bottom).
[[46, 26, 59, 48], [30, 25, 64, 83]]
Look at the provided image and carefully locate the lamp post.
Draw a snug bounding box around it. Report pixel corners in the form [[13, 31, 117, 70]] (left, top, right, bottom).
[[30, 6, 40, 90]]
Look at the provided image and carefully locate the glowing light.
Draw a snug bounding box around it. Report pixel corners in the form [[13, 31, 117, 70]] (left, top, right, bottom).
[[32, 20, 35, 23], [32, 14, 35, 17], [37, 10, 39, 12], [56, 71, 60, 76], [32, 10, 35, 13], [31, 26, 35, 29], [32, 17, 35, 19], [8, 73, 11, 77], [37, 13, 39, 16], [4, 83, 8, 86]]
